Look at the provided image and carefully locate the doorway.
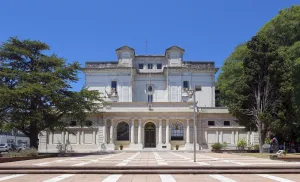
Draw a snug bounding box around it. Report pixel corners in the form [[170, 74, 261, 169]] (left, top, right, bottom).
[[144, 122, 156, 148]]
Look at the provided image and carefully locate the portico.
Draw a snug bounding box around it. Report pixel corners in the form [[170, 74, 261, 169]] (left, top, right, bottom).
[[104, 117, 198, 151]]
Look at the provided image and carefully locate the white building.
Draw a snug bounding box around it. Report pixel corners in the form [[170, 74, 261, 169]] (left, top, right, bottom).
[[0, 131, 30, 146], [38, 46, 258, 153]]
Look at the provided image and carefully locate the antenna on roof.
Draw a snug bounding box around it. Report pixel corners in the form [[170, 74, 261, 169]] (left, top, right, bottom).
[[145, 40, 148, 55]]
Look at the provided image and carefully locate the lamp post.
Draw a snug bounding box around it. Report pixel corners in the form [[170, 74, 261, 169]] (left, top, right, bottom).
[[187, 88, 198, 162]]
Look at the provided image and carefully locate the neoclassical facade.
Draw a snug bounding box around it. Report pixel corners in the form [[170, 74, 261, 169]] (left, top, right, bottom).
[[38, 46, 258, 153]]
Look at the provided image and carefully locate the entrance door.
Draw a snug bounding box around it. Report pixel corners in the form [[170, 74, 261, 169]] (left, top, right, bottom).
[[144, 122, 156, 148]]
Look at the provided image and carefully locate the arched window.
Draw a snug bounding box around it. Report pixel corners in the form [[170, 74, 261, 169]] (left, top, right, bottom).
[[171, 122, 184, 140], [117, 122, 129, 141]]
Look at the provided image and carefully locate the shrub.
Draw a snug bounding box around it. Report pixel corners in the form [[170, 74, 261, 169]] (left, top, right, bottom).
[[21, 148, 38, 157], [5, 148, 38, 157], [6, 151, 20, 157], [265, 138, 271, 144], [222, 142, 228, 150], [254, 144, 260, 150], [237, 139, 247, 150], [211, 143, 223, 150]]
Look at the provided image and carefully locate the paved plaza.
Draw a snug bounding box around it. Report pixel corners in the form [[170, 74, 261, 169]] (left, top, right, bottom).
[[0, 152, 300, 181]]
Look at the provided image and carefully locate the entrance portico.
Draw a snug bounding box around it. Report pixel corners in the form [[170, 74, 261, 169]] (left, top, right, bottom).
[[104, 116, 198, 151]]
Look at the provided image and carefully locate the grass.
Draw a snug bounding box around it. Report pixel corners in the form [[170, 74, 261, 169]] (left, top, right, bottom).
[[236, 153, 273, 159], [237, 153, 300, 158], [3, 148, 38, 158]]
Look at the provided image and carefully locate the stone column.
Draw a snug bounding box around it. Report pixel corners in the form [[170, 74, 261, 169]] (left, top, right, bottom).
[[158, 119, 162, 144], [186, 119, 190, 143], [205, 130, 208, 143], [103, 119, 107, 143], [81, 131, 84, 144], [65, 131, 69, 144], [216, 131, 219, 143], [166, 119, 170, 144], [131, 119, 135, 144], [247, 131, 250, 145], [61, 131, 65, 144], [110, 121, 114, 144], [235, 130, 239, 144], [49, 132, 53, 145], [231, 131, 235, 144], [77, 131, 80, 144], [138, 119, 142, 144], [220, 131, 223, 143], [92, 130, 96, 144]]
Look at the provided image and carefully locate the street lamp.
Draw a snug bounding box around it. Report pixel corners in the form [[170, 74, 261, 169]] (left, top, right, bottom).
[[187, 88, 198, 162]]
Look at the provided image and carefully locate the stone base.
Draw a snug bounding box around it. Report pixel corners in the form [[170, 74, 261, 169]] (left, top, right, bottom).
[[157, 143, 171, 150], [105, 143, 115, 151], [185, 143, 199, 151], [128, 143, 143, 150]]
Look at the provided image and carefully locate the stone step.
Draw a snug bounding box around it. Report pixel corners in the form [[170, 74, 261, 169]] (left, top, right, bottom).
[[0, 169, 299, 174], [1, 165, 300, 170]]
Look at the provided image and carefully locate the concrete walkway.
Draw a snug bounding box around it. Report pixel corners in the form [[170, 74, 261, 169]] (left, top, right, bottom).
[[0, 152, 299, 181]]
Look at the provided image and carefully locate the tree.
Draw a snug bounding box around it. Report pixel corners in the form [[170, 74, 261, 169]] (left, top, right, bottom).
[[258, 5, 300, 142], [243, 35, 291, 152], [218, 5, 300, 148], [0, 37, 103, 148], [217, 44, 255, 130]]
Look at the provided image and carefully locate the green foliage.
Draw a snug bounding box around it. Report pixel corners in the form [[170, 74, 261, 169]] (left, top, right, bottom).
[[20, 148, 39, 157], [237, 139, 247, 150], [0, 37, 104, 148], [211, 143, 223, 150], [217, 5, 300, 150], [253, 144, 260, 150], [265, 138, 271, 144], [5, 148, 38, 157], [222, 142, 228, 150]]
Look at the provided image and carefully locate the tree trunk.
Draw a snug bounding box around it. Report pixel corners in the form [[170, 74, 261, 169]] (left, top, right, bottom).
[[29, 121, 39, 148], [29, 132, 39, 148], [258, 120, 263, 153]]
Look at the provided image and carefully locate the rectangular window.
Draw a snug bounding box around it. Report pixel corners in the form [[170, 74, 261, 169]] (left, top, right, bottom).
[[70, 121, 77, 127], [157, 63, 162, 69], [208, 121, 215, 126], [148, 95, 153, 102], [224, 121, 231, 126], [111, 81, 117, 90], [195, 85, 202, 91], [148, 64, 153, 69], [183, 81, 189, 89], [139, 64, 143, 69]]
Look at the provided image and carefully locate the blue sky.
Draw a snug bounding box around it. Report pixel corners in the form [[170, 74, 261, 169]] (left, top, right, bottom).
[[1, 0, 299, 91]]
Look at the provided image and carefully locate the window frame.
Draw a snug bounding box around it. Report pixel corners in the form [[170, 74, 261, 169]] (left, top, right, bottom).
[[86, 120, 93, 127], [171, 122, 184, 140], [208, 121, 215, 126], [148, 63, 153, 69], [183, 81, 189, 89], [69, 121, 77, 127], [117, 122, 129, 141], [157, 63, 162, 69], [111, 81, 117, 91], [138, 64, 144, 69], [224, 121, 231, 126]]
